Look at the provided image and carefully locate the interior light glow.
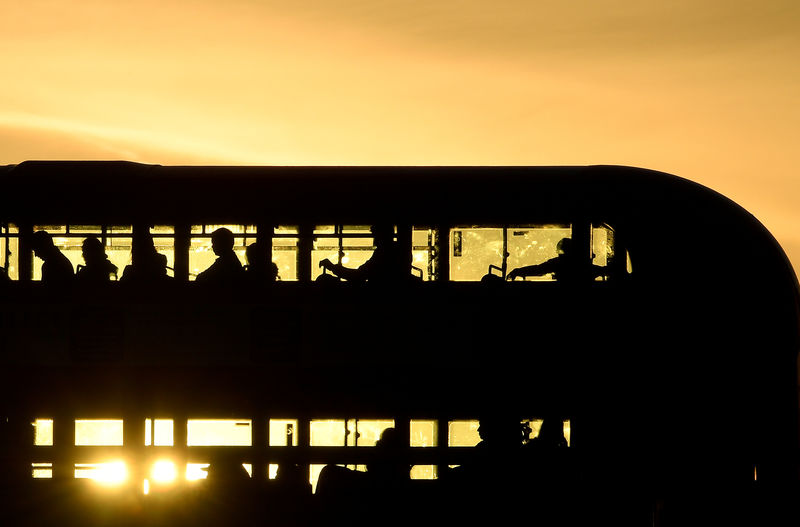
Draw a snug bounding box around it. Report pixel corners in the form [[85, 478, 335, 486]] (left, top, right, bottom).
[[186, 463, 210, 481], [151, 460, 177, 483], [79, 461, 128, 485]]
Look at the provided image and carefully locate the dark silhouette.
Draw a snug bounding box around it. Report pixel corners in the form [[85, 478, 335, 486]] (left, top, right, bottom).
[[243, 242, 279, 283], [315, 427, 410, 525], [75, 237, 117, 283], [196, 228, 244, 284], [507, 237, 606, 283], [120, 226, 170, 283], [526, 418, 568, 450], [443, 413, 527, 527], [521, 418, 577, 526], [30, 230, 73, 284], [200, 459, 258, 527], [319, 225, 410, 283]]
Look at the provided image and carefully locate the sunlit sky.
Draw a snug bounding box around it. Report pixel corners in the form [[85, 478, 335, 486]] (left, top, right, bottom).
[[2, 1, 799, 275]]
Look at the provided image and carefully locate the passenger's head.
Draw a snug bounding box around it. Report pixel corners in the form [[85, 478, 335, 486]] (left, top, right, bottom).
[[131, 228, 157, 263], [81, 237, 106, 264], [536, 418, 567, 448], [370, 224, 394, 245], [368, 428, 405, 479], [30, 231, 55, 258], [556, 237, 573, 256], [245, 242, 267, 266], [211, 228, 235, 255], [478, 414, 522, 448]]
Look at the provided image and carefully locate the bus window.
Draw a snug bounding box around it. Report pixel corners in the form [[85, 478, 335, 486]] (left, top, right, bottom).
[[312, 225, 374, 281], [507, 225, 572, 281], [592, 223, 632, 277], [448, 419, 480, 447], [33, 418, 53, 446], [30, 225, 175, 280], [189, 224, 252, 280], [269, 419, 299, 479], [186, 419, 252, 446], [450, 227, 504, 281], [410, 419, 438, 479], [273, 226, 298, 281], [309, 418, 395, 488], [75, 419, 124, 446], [106, 226, 133, 278], [32, 227, 80, 280], [150, 226, 175, 277], [32, 463, 52, 478], [412, 227, 436, 281], [144, 419, 174, 446], [522, 418, 571, 446], [451, 225, 571, 281], [1, 223, 19, 279]]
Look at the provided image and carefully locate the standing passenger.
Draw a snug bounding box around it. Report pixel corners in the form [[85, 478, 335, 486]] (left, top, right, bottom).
[[76, 237, 117, 283], [30, 231, 73, 284], [195, 228, 244, 284]]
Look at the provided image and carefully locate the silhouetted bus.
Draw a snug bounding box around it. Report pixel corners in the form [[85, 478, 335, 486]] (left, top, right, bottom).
[[0, 161, 797, 526]]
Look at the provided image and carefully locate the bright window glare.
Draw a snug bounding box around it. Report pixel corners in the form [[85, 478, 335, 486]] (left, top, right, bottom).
[[186, 463, 210, 481], [75, 461, 128, 485], [75, 420, 123, 446], [151, 460, 177, 483], [187, 419, 251, 446], [33, 419, 53, 446]]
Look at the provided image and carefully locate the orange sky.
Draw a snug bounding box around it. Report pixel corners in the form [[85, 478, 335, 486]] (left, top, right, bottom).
[[2, 0, 799, 276]]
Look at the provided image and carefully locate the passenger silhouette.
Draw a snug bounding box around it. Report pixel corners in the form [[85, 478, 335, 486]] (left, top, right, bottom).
[[30, 230, 73, 284], [120, 227, 169, 283], [506, 237, 606, 283], [315, 427, 409, 526], [243, 242, 279, 284], [522, 417, 577, 527], [526, 417, 568, 450], [318, 225, 410, 283], [196, 228, 244, 284], [444, 414, 526, 527], [201, 459, 257, 527], [75, 237, 117, 283]]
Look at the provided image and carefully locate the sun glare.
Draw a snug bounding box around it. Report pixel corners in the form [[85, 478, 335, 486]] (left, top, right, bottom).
[[76, 461, 128, 486], [151, 460, 177, 483]]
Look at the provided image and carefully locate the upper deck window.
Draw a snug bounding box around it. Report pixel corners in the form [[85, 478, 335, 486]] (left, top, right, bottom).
[[450, 225, 571, 281], [27, 225, 175, 281], [189, 224, 252, 280], [273, 226, 298, 281], [1, 223, 19, 280], [312, 225, 375, 281]]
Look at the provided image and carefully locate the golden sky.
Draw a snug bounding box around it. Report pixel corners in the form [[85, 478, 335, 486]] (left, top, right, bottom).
[[2, 0, 799, 275]]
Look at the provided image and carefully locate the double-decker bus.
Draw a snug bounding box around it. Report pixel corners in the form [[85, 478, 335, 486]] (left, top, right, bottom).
[[0, 161, 797, 526]]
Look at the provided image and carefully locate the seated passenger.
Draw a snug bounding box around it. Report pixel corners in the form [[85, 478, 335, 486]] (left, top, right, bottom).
[[76, 237, 117, 283], [120, 227, 169, 283], [195, 228, 244, 284], [506, 237, 606, 283], [243, 242, 279, 284], [30, 230, 74, 284], [319, 225, 410, 283]]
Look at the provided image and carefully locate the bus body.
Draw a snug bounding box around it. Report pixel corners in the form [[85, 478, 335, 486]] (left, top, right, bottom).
[[0, 161, 798, 525]]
